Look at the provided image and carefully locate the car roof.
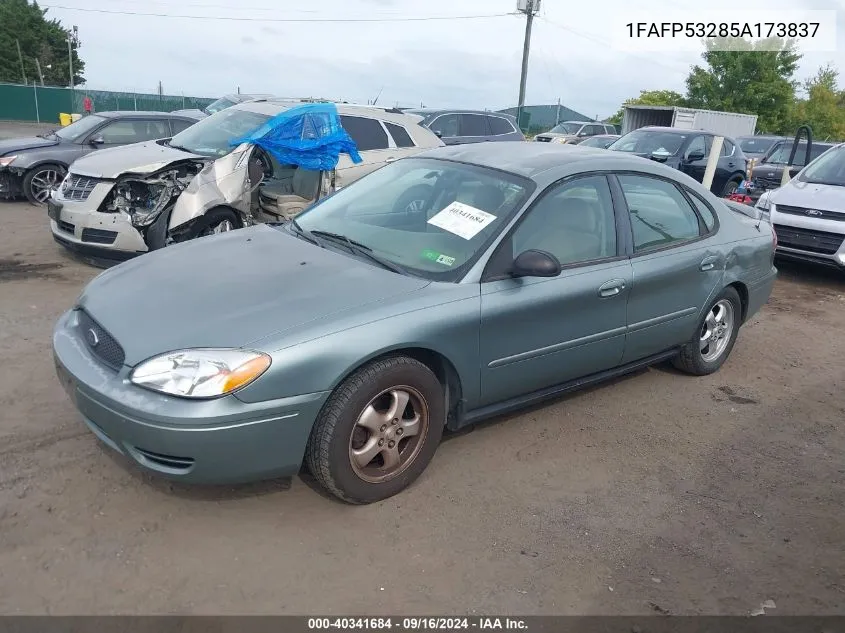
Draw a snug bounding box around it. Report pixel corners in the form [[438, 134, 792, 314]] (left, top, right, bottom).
[[237, 100, 425, 123], [407, 108, 516, 119], [738, 134, 786, 140], [416, 141, 660, 179], [94, 110, 199, 120]]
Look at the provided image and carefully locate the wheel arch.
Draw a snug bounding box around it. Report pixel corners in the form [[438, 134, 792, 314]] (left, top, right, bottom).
[[331, 345, 464, 430], [726, 280, 749, 323], [25, 159, 70, 172]]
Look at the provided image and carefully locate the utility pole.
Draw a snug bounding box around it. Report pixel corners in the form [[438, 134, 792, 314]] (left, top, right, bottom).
[[67, 26, 80, 109], [556, 97, 561, 125], [35, 58, 44, 86], [16, 39, 26, 84], [516, 0, 540, 132]]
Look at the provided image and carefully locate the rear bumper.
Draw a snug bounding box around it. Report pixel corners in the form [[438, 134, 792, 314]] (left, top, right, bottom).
[[745, 267, 778, 322], [53, 309, 329, 484]]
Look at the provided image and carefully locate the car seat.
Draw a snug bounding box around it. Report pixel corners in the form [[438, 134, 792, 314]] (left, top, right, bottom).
[[259, 168, 321, 220]]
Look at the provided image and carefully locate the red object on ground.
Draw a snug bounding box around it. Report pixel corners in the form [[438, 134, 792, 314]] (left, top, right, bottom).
[[83, 96, 92, 113], [727, 193, 753, 204]]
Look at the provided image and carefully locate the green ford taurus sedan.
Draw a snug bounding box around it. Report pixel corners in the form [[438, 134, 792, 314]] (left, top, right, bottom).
[[53, 142, 777, 503]]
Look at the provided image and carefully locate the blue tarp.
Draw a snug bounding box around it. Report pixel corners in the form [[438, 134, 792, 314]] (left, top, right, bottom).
[[230, 102, 363, 170]]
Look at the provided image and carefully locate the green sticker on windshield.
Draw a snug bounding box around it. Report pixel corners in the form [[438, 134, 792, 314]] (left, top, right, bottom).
[[421, 249, 456, 267]]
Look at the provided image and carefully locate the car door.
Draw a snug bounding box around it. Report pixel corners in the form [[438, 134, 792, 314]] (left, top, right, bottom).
[[679, 134, 709, 183], [426, 113, 460, 145], [86, 117, 172, 151], [713, 139, 740, 193], [454, 113, 491, 144], [478, 174, 632, 406], [336, 115, 393, 188], [615, 173, 723, 363]]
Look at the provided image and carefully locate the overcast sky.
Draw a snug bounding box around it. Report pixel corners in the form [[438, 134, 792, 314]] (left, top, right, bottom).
[[44, 0, 845, 118]]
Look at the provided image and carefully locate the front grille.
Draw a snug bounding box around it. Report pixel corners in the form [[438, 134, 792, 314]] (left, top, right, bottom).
[[754, 176, 781, 191], [81, 228, 118, 244], [133, 447, 195, 471], [777, 204, 845, 222], [535, 136, 552, 142], [57, 220, 75, 234], [61, 174, 101, 201], [773, 224, 845, 255], [77, 310, 125, 370]]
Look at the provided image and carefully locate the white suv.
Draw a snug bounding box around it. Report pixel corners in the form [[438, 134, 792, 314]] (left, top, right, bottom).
[[48, 100, 443, 266], [756, 142, 845, 269]]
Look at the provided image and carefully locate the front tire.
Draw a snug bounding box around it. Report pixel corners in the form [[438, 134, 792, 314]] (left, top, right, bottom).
[[305, 356, 444, 504], [182, 207, 240, 241], [721, 178, 742, 197], [674, 286, 742, 376], [23, 164, 64, 205]]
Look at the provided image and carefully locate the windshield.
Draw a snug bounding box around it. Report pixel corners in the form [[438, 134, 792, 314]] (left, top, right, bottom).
[[204, 97, 238, 115], [294, 158, 533, 281], [549, 122, 582, 134], [608, 130, 685, 156], [739, 137, 778, 154], [54, 115, 107, 141], [168, 107, 271, 157], [764, 142, 832, 167], [798, 145, 845, 186]]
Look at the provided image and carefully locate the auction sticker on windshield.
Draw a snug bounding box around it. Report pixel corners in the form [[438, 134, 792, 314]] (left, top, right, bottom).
[[421, 249, 456, 267], [427, 201, 496, 240]]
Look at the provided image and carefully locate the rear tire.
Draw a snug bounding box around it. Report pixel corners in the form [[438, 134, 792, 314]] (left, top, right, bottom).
[[673, 286, 742, 376], [721, 178, 742, 197], [305, 356, 444, 504]]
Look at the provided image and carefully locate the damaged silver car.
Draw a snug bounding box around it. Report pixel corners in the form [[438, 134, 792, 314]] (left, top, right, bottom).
[[48, 99, 443, 265]]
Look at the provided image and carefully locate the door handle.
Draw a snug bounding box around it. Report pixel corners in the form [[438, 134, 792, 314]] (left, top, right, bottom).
[[598, 279, 626, 298], [700, 256, 719, 271], [385, 157, 397, 163]]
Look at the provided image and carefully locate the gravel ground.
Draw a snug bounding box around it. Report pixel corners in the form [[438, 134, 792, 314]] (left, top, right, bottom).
[[0, 121, 843, 616]]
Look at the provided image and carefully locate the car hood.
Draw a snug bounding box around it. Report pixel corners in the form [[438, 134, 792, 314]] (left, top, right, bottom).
[[77, 225, 430, 366], [770, 179, 845, 211], [70, 140, 205, 178], [0, 136, 59, 156]]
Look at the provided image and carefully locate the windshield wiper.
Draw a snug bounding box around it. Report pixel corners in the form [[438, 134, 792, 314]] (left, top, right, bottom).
[[289, 218, 320, 245], [310, 230, 406, 274], [167, 141, 194, 153]]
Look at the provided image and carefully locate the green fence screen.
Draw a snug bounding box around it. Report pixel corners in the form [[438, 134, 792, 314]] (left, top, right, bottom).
[[0, 83, 215, 124]]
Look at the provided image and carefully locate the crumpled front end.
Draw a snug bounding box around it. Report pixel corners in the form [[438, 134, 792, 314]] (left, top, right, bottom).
[[0, 168, 24, 199]]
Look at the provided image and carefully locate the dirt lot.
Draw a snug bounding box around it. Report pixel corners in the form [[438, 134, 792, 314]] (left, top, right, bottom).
[[0, 120, 843, 615]]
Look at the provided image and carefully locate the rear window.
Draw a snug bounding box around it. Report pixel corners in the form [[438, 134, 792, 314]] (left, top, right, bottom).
[[340, 115, 389, 151], [459, 114, 489, 137], [488, 116, 515, 135], [385, 122, 415, 148]]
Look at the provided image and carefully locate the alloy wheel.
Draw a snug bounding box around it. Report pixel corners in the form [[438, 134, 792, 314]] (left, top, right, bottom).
[[30, 168, 62, 203], [700, 299, 735, 362]]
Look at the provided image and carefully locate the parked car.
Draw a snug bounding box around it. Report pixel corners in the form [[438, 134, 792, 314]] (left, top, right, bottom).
[[404, 109, 524, 145], [736, 135, 787, 161], [0, 111, 202, 205], [48, 100, 443, 266], [749, 140, 836, 196], [534, 121, 617, 144], [608, 126, 748, 196], [576, 134, 620, 149], [755, 142, 845, 270], [53, 142, 776, 503], [171, 93, 276, 119]]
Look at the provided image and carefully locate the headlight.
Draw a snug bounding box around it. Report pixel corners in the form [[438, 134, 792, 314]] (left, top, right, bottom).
[[755, 193, 771, 211], [130, 348, 271, 398], [551, 137, 568, 144], [0, 155, 17, 167]]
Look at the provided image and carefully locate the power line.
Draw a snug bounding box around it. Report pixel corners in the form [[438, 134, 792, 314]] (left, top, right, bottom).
[[537, 16, 691, 74], [43, 5, 517, 23]]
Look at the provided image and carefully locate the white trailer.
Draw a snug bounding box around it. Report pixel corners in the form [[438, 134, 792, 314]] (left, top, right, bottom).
[[621, 105, 757, 139]]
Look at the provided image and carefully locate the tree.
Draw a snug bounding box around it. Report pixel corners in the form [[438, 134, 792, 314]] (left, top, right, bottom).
[[790, 65, 845, 141], [607, 89, 686, 125], [0, 0, 85, 86], [685, 37, 800, 133]]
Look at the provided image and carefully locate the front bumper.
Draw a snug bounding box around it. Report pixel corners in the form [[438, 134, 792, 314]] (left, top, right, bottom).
[[770, 211, 845, 270], [53, 308, 329, 484], [48, 189, 149, 266], [0, 169, 23, 199]]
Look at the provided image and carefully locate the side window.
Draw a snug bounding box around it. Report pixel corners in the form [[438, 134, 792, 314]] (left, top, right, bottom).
[[586, 125, 603, 136], [428, 114, 459, 138], [703, 135, 713, 157], [619, 175, 702, 252], [340, 115, 389, 151], [687, 190, 717, 232], [459, 114, 490, 137], [605, 125, 616, 134], [510, 175, 617, 267], [684, 136, 707, 161], [487, 116, 515, 135], [721, 140, 735, 157], [96, 119, 169, 144], [384, 122, 415, 148], [170, 119, 195, 135]]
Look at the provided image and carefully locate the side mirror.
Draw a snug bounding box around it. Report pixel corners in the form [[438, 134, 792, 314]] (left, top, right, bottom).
[[511, 249, 562, 278], [685, 150, 705, 162], [434, 130, 443, 138], [89, 136, 105, 146]]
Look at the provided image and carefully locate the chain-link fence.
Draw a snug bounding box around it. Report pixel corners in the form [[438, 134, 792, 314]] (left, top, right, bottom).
[[0, 82, 215, 124]]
